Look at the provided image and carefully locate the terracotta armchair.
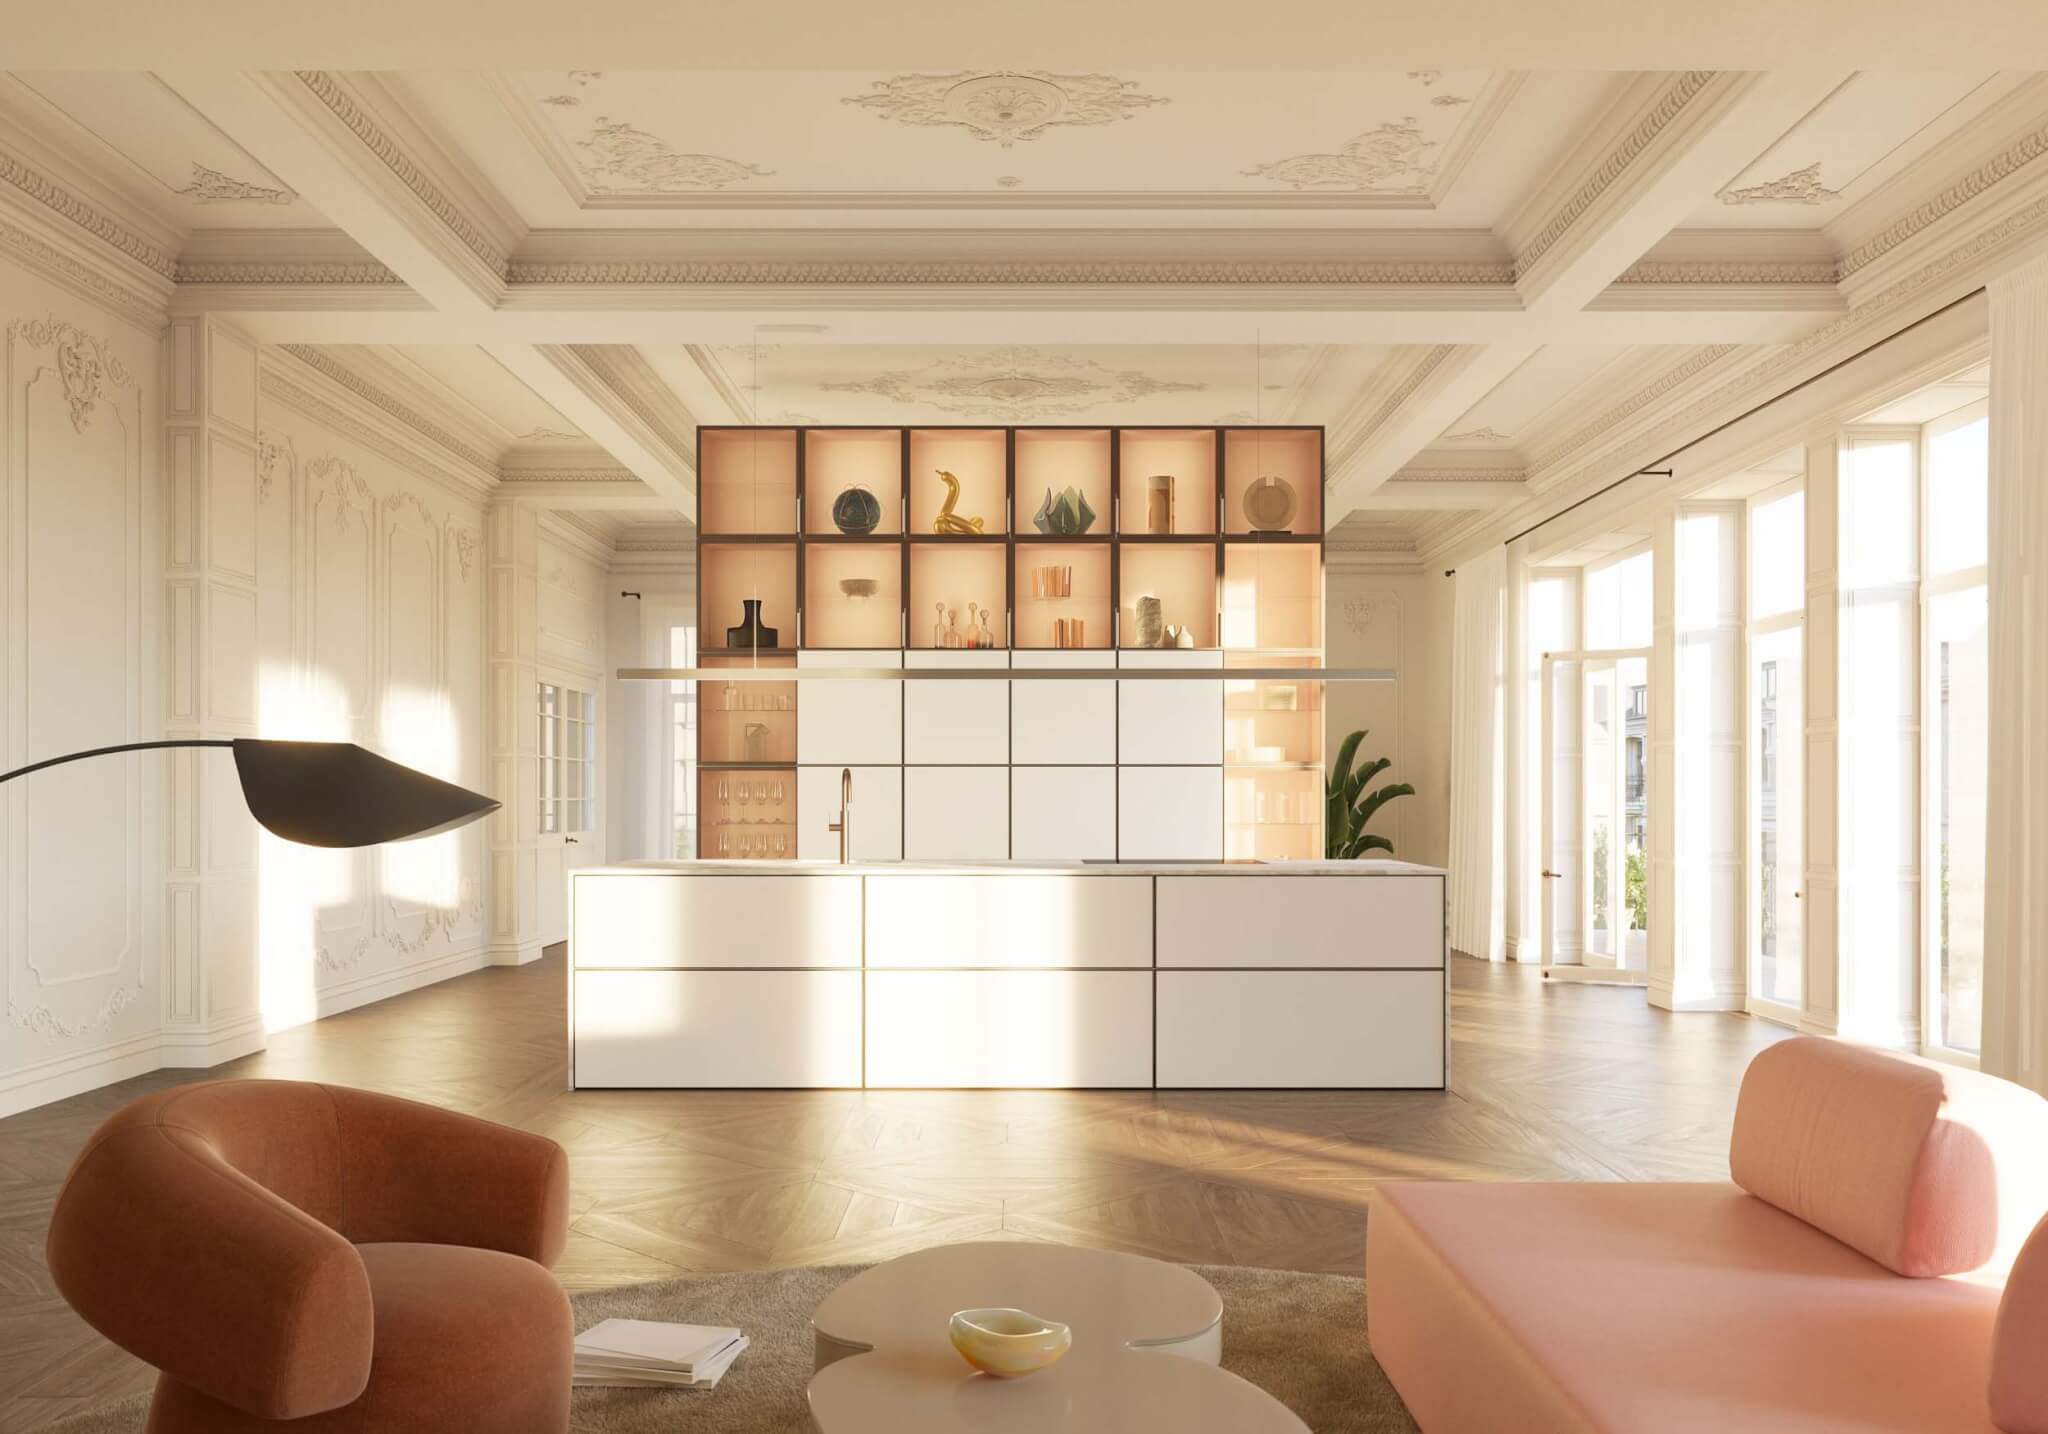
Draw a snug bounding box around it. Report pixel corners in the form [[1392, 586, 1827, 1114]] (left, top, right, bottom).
[[47, 1080, 573, 1433]]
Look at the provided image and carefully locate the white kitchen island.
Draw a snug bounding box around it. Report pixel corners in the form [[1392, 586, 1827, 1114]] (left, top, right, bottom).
[[568, 859, 1446, 1091]]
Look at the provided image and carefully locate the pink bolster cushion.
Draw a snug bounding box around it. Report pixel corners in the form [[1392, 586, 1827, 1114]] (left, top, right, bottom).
[[1729, 1037, 2048, 1278], [1993, 1211, 2048, 1434]]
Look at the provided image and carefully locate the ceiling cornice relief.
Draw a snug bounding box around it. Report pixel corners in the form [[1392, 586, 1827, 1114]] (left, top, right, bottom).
[[803, 347, 1208, 422], [278, 71, 518, 290], [1834, 110, 2048, 299], [0, 212, 166, 332], [0, 130, 178, 293], [1506, 70, 1725, 288], [1522, 344, 1745, 484], [1393, 465, 1530, 484], [173, 229, 409, 288], [1324, 345, 1459, 479], [262, 345, 499, 497], [557, 344, 699, 470]]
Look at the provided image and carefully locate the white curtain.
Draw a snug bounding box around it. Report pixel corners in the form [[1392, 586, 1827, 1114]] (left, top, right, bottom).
[[1449, 548, 1507, 960], [1983, 253, 2048, 1095]]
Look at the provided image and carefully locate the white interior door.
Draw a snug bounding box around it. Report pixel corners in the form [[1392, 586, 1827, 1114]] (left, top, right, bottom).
[[538, 673, 603, 948]]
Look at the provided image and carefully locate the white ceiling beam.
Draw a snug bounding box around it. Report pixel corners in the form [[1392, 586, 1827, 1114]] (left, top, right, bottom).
[[156, 70, 507, 313], [486, 344, 698, 520], [494, 478, 675, 509]]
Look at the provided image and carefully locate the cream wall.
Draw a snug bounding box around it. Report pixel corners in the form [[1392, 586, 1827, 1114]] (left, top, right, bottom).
[[1323, 559, 1452, 869], [0, 246, 162, 1115]]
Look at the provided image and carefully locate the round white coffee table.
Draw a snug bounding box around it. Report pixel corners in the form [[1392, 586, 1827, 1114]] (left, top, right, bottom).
[[808, 1242, 1308, 1433]]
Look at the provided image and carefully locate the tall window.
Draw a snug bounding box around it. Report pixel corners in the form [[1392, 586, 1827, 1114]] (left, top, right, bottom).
[[1748, 483, 1804, 1016], [1923, 405, 1988, 1059], [538, 682, 595, 835]]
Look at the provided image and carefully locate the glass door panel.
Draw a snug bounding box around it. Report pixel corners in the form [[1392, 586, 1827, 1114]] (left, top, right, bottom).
[[1584, 662, 1617, 965], [1751, 628, 1804, 1007]]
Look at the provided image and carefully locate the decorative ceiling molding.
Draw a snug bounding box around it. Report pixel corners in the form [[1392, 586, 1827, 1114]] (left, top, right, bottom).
[[497, 465, 636, 483], [1242, 117, 1438, 193], [812, 346, 1205, 421], [1837, 118, 2048, 281], [563, 343, 699, 465], [275, 344, 499, 476], [1719, 161, 1838, 206], [1441, 426, 1511, 443], [0, 214, 164, 329], [175, 257, 407, 284], [1394, 465, 1529, 482], [842, 70, 1168, 148], [502, 257, 1518, 286], [0, 146, 175, 279], [1524, 345, 1740, 478], [260, 365, 492, 502], [1332, 344, 1459, 466], [175, 162, 295, 205], [1610, 257, 1841, 284], [290, 70, 511, 278], [575, 117, 774, 193], [1514, 70, 1718, 279], [515, 426, 585, 441]]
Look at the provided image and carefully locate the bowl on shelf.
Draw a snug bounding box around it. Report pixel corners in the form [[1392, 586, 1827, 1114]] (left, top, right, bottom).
[[1242, 476, 1299, 532], [948, 1307, 1072, 1379], [838, 577, 880, 601]]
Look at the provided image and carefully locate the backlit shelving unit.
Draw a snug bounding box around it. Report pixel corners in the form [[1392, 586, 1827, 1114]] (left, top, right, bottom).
[[695, 425, 1325, 862]]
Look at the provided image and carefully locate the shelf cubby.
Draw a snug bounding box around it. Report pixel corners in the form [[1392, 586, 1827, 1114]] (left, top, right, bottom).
[[909, 429, 1008, 536], [1223, 543, 1324, 651], [698, 766, 797, 860], [1014, 542, 1112, 650], [1225, 765, 1326, 862], [1118, 429, 1217, 536], [1223, 427, 1323, 536], [804, 542, 903, 649], [1118, 540, 1218, 649], [804, 428, 905, 536], [909, 540, 1008, 650], [699, 542, 797, 649], [699, 428, 797, 535], [1016, 429, 1112, 538], [699, 653, 797, 766]]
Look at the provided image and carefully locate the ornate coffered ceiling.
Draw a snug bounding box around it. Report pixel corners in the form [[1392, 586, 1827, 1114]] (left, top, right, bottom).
[[0, 55, 2044, 564]]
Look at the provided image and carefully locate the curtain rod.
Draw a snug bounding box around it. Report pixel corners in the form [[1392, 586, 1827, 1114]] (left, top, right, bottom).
[[619, 666, 1395, 683], [1499, 285, 1987, 551]]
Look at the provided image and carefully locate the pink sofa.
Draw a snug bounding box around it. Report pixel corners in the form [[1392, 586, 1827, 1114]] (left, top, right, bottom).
[[1367, 1037, 2048, 1433]]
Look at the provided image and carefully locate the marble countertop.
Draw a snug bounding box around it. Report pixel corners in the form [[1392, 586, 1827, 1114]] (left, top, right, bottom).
[[592, 858, 1447, 877]]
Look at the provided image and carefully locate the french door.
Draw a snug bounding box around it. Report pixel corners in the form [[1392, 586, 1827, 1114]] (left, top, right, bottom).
[[1540, 647, 1652, 985]]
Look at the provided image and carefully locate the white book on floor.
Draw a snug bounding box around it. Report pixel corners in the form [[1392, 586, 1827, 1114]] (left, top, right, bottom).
[[574, 1319, 743, 1373], [572, 1336, 748, 1389]]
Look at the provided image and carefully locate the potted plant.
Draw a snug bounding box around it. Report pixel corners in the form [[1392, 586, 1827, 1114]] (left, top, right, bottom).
[[1325, 729, 1414, 858]]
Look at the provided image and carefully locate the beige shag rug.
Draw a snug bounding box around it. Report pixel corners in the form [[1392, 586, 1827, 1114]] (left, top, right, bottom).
[[47, 1262, 1416, 1433]]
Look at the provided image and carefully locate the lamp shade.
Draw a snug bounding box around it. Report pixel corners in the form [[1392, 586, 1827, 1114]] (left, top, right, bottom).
[[231, 739, 499, 848]]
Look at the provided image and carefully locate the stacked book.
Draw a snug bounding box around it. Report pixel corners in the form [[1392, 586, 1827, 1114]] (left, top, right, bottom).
[[572, 1319, 749, 1389]]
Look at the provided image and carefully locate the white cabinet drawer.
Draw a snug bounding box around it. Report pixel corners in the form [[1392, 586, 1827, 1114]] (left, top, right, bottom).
[[571, 872, 862, 969], [797, 650, 902, 766], [1118, 650, 1222, 765], [573, 970, 863, 1087], [865, 971, 1153, 1087], [1013, 650, 1115, 764], [798, 765, 902, 861], [866, 873, 1149, 968], [1011, 767, 1117, 861], [1118, 767, 1223, 860], [904, 766, 1009, 860], [1156, 875, 1444, 968], [905, 651, 1009, 764], [1156, 971, 1444, 1088]]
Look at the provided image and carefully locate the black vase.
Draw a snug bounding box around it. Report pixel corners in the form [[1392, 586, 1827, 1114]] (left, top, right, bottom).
[[831, 485, 882, 535], [726, 598, 778, 651]]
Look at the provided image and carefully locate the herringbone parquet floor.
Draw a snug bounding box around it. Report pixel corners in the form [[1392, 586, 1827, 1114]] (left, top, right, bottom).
[[0, 951, 1787, 1432]]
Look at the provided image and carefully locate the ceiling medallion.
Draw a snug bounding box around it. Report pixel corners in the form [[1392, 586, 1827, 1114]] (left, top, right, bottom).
[[1720, 161, 1841, 206], [1243, 117, 1438, 192], [843, 70, 1168, 148], [817, 347, 1203, 421], [576, 117, 773, 192]]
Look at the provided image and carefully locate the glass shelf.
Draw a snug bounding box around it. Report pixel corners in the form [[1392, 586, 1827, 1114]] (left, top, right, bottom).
[[804, 429, 904, 536], [1223, 427, 1323, 535], [1118, 541, 1218, 649], [909, 429, 1007, 536], [1118, 429, 1217, 536], [699, 429, 797, 535]]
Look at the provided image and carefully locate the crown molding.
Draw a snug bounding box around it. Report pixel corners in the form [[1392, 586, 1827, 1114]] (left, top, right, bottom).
[[275, 344, 500, 475], [563, 343, 699, 469], [1392, 465, 1531, 483], [1510, 70, 1721, 281], [0, 133, 177, 284], [504, 256, 1520, 287], [177, 257, 405, 285], [1524, 344, 1743, 479], [260, 362, 494, 505], [1326, 344, 1458, 478], [283, 70, 514, 284], [537, 507, 616, 559], [1837, 113, 2048, 289], [0, 212, 165, 331], [497, 464, 638, 483], [1609, 258, 1841, 285]]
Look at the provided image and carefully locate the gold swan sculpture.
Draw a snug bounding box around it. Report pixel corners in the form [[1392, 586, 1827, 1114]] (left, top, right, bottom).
[[932, 470, 986, 535]]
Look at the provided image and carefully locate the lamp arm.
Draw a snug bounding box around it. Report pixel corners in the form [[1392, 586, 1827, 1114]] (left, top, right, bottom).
[[0, 739, 233, 787]]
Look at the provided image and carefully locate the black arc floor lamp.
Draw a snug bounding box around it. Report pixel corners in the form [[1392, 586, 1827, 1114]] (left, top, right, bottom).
[[0, 738, 498, 847]]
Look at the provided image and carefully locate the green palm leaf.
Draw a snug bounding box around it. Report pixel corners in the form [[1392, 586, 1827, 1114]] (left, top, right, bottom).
[[1323, 730, 1411, 860]]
